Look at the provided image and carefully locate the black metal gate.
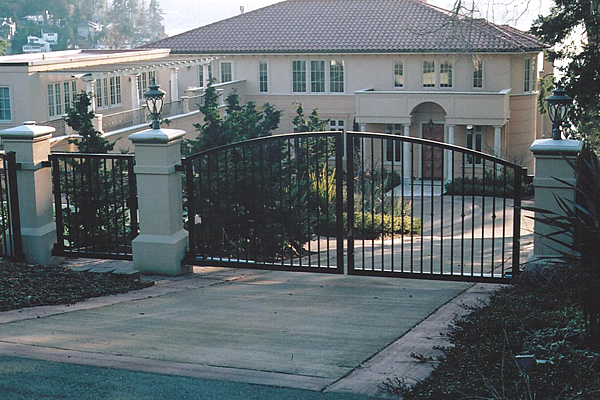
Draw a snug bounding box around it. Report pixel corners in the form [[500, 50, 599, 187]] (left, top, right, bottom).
[[184, 132, 526, 283], [0, 151, 23, 260], [50, 152, 138, 260]]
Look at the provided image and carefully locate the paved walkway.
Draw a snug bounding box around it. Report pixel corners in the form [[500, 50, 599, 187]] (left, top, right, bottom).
[[0, 263, 499, 399]]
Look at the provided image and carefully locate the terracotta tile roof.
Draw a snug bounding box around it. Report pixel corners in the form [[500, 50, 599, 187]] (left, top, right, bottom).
[[144, 0, 545, 54]]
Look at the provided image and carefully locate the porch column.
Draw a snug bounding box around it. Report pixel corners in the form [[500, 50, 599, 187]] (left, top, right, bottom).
[[129, 128, 189, 276], [170, 68, 179, 102], [85, 80, 96, 112], [494, 126, 502, 158], [130, 73, 140, 109], [446, 124, 455, 181], [530, 139, 583, 261], [202, 64, 209, 87], [0, 123, 58, 265], [402, 124, 411, 181]]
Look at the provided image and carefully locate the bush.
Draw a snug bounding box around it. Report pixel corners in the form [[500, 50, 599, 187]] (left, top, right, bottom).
[[353, 211, 421, 239], [445, 169, 533, 198]]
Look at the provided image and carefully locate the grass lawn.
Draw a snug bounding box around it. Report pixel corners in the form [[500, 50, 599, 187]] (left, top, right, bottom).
[[0, 261, 152, 312], [386, 268, 600, 399]]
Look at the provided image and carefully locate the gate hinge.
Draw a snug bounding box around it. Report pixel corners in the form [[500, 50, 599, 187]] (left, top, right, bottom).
[[41, 160, 52, 168], [175, 164, 185, 172]]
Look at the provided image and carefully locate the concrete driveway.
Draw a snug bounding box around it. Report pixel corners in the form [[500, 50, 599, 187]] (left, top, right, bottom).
[[0, 266, 486, 398]]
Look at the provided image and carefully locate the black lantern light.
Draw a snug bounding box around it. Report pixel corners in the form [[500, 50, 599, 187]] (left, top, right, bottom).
[[144, 78, 166, 130], [545, 87, 572, 140]]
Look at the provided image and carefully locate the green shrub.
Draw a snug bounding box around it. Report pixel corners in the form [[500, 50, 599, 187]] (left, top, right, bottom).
[[353, 211, 421, 239], [445, 169, 533, 198]]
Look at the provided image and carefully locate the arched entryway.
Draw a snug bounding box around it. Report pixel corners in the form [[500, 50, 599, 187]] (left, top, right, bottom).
[[410, 102, 446, 179]]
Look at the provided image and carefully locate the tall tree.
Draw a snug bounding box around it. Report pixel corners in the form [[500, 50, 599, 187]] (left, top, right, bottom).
[[530, 0, 600, 145], [65, 92, 114, 153]]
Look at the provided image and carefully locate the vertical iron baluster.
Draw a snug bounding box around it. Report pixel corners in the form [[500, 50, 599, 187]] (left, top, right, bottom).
[[439, 147, 445, 276], [346, 133, 355, 274], [335, 133, 344, 273], [315, 136, 321, 269], [512, 168, 522, 278], [430, 144, 434, 274], [391, 137, 396, 272], [361, 137, 366, 270], [410, 141, 415, 273], [5, 152, 22, 259], [491, 162, 497, 277], [185, 158, 196, 260], [502, 165, 507, 273], [380, 137, 385, 271], [470, 156, 476, 275], [450, 151, 455, 276], [460, 153, 465, 275], [480, 159, 486, 276], [51, 155, 64, 255]]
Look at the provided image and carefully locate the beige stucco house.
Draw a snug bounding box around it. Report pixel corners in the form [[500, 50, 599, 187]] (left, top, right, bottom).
[[144, 0, 549, 171]]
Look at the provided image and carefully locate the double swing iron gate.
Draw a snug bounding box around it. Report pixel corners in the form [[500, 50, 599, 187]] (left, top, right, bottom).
[[183, 131, 526, 283], [50, 152, 138, 260], [0, 151, 23, 261]]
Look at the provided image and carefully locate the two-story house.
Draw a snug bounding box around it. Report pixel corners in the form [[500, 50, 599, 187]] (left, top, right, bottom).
[[145, 0, 548, 171]]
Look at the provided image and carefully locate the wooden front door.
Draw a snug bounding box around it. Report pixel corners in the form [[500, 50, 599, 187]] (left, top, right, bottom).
[[422, 123, 444, 179]]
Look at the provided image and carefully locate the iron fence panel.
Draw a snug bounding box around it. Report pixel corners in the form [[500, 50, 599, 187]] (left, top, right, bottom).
[[0, 152, 23, 260], [50, 152, 138, 260]]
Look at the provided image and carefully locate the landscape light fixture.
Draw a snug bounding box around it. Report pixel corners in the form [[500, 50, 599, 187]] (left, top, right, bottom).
[[545, 87, 572, 140], [144, 78, 166, 130]]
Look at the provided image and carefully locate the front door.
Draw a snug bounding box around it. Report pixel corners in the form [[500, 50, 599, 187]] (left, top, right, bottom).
[[422, 123, 444, 179]]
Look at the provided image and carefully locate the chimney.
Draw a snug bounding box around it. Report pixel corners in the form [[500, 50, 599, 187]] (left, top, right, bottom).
[[240, 6, 245, 14]]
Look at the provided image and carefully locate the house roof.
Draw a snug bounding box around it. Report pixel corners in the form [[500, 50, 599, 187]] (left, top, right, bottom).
[[143, 0, 545, 54]]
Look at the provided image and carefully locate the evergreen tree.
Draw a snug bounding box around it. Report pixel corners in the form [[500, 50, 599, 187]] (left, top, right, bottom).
[[65, 92, 114, 153], [292, 103, 330, 132], [530, 0, 600, 146]]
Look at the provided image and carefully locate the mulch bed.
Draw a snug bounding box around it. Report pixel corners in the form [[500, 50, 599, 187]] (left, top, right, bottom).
[[0, 261, 153, 311]]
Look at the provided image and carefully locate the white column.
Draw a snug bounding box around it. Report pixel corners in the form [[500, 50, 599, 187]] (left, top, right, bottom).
[[131, 74, 140, 109], [129, 128, 189, 276], [85, 80, 96, 112], [0, 124, 59, 265], [170, 68, 179, 101], [202, 64, 209, 87], [447, 125, 455, 180], [494, 126, 502, 158], [402, 124, 411, 181]]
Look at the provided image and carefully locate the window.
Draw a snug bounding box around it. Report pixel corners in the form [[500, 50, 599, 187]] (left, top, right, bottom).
[[423, 61, 435, 87], [292, 60, 307, 92], [96, 77, 121, 108], [47, 84, 55, 117], [329, 119, 345, 132], [531, 56, 537, 91], [220, 62, 232, 83], [0, 87, 11, 121], [466, 126, 483, 165], [440, 61, 453, 88], [330, 60, 344, 92], [138, 71, 156, 101], [524, 58, 531, 92], [259, 61, 268, 93], [385, 124, 403, 163], [394, 60, 404, 88], [311, 60, 325, 93], [64, 81, 77, 112], [54, 83, 62, 115], [473, 59, 483, 88]]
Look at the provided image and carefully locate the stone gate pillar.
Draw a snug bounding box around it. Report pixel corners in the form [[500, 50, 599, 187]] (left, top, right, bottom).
[[0, 123, 58, 264], [530, 138, 583, 261], [129, 128, 189, 275]]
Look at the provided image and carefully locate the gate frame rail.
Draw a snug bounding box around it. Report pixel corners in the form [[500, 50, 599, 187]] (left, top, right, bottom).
[[0, 151, 23, 261]]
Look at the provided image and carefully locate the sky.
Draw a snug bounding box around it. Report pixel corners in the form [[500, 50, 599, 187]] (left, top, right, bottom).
[[160, 0, 554, 37]]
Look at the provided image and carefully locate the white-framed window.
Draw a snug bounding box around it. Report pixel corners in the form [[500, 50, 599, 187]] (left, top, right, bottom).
[[311, 60, 326, 93], [259, 60, 268, 93], [394, 60, 404, 88], [96, 76, 121, 109], [64, 81, 77, 112], [198, 64, 213, 86], [220, 61, 232, 83], [329, 119, 345, 132], [292, 60, 307, 93], [329, 60, 344, 93], [531, 56, 537, 91], [466, 125, 483, 165], [47, 84, 56, 118], [385, 124, 403, 164], [524, 58, 531, 92], [473, 59, 483, 88], [423, 60, 436, 88], [138, 71, 156, 101], [440, 60, 453, 88], [0, 87, 11, 122]]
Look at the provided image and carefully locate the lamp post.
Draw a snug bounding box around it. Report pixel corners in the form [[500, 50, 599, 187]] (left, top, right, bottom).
[[144, 78, 166, 130], [545, 87, 572, 140]]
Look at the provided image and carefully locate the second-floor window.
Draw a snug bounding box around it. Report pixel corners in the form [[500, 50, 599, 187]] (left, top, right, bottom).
[[524, 58, 531, 92], [330, 60, 344, 93], [198, 64, 213, 86], [423, 61, 435, 88], [48, 80, 77, 118], [220, 62, 232, 83], [394, 60, 404, 88], [292, 60, 307, 92], [440, 61, 453, 88], [473, 59, 483, 88], [311, 60, 325, 93], [0, 86, 11, 122], [96, 76, 121, 108], [138, 71, 156, 101], [259, 61, 268, 92]]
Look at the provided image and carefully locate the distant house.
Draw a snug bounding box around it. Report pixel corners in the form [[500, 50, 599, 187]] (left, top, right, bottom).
[[23, 35, 52, 53], [0, 18, 16, 41], [42, 30, 58, 45], [144, 0, 550, 170], [77, 22, 103, 40]]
